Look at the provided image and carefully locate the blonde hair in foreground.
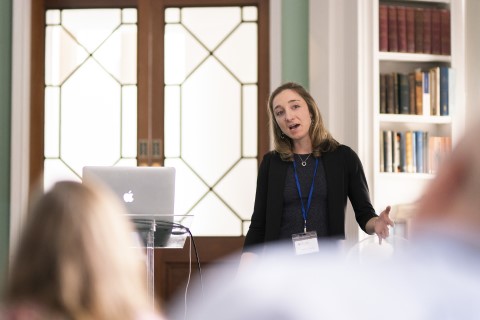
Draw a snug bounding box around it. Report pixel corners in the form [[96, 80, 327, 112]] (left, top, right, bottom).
[[5, 181, 151, 320]]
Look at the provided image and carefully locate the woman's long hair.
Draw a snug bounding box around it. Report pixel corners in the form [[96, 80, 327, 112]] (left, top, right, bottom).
[[4, 180, 153, 320], [268, 82, 339, 161]]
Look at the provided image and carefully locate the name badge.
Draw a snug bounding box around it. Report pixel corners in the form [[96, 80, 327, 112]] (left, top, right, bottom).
[[292, 231, 319, 255]]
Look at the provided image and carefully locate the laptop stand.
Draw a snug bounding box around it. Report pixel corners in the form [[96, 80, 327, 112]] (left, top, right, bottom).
[[126, 214, 193, 308]]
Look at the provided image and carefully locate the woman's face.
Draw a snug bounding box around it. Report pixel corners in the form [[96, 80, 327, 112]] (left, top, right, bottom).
[[272, 89, 312, 144]]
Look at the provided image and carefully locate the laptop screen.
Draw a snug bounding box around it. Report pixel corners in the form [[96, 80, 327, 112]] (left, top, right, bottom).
[[82, 166, 175, 218], [82, 166, 176, 247]]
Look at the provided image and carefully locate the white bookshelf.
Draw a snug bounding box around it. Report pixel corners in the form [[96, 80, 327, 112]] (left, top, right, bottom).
[[370, 0, 465, 219], [378, 114, 452, 123], [378, 51, 451, 62]]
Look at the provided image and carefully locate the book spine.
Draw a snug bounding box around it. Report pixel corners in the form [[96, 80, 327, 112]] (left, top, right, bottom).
[[406, 131, 413, 173], [428, 137, 437, 174], [406, 7, 415, 53], [379, 5, 389, 52], [386, 73, 395, 114], [431, 8, 441, 55], [440, 66, 449, 116], [398, 73, 410, 114], [434, 67, 440, 116], [399, 131, 406, 173], [423, 131, 429, 174], [380, 74, 387, 114], [448, 68, 455, 118], [380, 131, 385, 172], [422, 71, 430, 116], [397, 6, 407, 52], [414, 69, 423, 115], [393, 72, 399, 114], [385, 130, 393, 173], [430, 68, 436, 115], [411, 131, 417, 173], [440, 9, 451, 55], [415, 131, 424, 174], [394, 131, 400, 172], [429, 136, 451, 174], [422, 8, 432, 54], [408, 73, 416, 115], [414, 8, 424, 53], [388, 6, 398, 52]]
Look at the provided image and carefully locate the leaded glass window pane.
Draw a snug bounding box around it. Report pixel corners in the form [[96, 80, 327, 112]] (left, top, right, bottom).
[[164, 6, 259, 236], [44, 8, 138, 190]]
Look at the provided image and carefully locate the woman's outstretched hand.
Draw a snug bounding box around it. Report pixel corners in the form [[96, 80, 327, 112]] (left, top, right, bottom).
[[373, 206, 395, 244]]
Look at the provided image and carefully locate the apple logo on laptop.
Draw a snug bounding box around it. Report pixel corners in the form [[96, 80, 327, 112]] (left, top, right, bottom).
[[123, 190, 134, 203]]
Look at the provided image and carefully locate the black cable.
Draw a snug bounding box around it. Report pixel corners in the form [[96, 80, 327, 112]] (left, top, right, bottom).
[[184, 227, 204, 296], [147, 220, 204, 295]]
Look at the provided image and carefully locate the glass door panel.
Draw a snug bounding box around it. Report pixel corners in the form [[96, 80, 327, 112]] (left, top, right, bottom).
[[44, 8, 138, 190], [164, 6, 259, 236]]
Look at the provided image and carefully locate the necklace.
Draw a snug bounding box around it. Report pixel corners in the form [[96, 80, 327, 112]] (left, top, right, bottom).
[[297, 153, 312, 167]]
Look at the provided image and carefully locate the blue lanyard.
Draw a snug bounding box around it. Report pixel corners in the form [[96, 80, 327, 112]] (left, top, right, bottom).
[[293, 157, 319, 233]]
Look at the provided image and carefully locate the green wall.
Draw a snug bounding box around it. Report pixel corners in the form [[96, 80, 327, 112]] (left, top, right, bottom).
[[281, 0, 309, 89], [0, 0, 12, 290]]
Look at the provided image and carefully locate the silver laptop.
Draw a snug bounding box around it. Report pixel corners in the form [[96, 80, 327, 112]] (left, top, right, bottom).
[[82, 166, 176, 247]]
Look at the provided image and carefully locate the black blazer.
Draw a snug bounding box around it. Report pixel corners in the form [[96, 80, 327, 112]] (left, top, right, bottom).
[[244, 145, 377, 250]]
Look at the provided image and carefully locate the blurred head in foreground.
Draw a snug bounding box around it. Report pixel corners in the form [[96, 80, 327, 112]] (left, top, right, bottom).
[[413, 120, 480, 241], [3, 180, 162, 320]]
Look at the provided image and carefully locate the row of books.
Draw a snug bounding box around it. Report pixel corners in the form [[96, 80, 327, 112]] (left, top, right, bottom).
[[379, 66, 453, 116], [379, 4, 450, 55], [380, 130, 451, 174]]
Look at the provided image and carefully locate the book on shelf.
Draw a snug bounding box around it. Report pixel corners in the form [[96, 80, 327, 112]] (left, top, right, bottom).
[[428, 136, 452, 174], [448, 68, 455, 118], [394, 131, 401, 172], [397, 6, 407, 52], [383, 130, 393, 172], [422, 70, 430, 116], [380, 130, 451, 175], [393, 72, 399, 114], [380, 131, 385, 172], [379, 4, 450, 56], [414, 69, 423, 115], [405, 131, 413, 173], [414, 7, 424, 53], [422, 8, 433, 54], [388, 6, 398, 52], [440, 9, 451, 55], [410, 131, 416, 174], [423, 131, 429, 174], [398, 73, 410, 114], [379, 66, 453, 116], [439, 66, 449, 116], [386, 73, 395, 114], [431, 7, 442, 55], [414, 131, 424, 174], [398, 131, 406, 173], [427, 136, 439, 174], [408, 73, 416, 115], [380, 74, 387, 113], [423, 7, 432, 54], [406, 6, 415, 53], [430, 67, 440, 116], [379, 4, 389, 52]]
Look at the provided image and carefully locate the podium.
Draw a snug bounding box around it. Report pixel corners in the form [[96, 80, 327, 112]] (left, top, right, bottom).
[[126, 214, 193, 306]]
